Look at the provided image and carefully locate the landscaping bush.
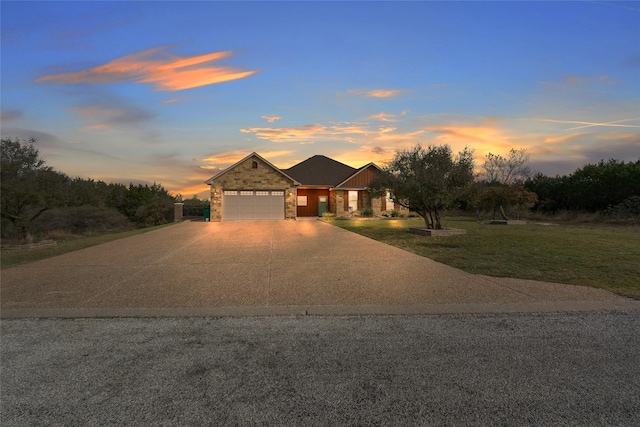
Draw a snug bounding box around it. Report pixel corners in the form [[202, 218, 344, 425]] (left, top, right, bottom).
[[606, 196, 640, 223], [361, 207, 374, 217], [31, 206, 133, 238]]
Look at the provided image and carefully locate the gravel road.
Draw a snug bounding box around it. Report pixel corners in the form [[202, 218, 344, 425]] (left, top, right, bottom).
[[2, 311, 639, 426]]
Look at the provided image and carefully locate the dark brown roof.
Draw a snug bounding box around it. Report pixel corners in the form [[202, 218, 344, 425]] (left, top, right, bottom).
[[281, 155, 357, 186]]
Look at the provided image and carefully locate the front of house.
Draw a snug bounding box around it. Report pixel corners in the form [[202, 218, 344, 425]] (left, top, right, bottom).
[[205, 152, 400, 221]]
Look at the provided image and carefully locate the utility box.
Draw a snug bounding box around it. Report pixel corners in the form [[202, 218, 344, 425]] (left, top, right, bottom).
[[203, 206, 211, 221]]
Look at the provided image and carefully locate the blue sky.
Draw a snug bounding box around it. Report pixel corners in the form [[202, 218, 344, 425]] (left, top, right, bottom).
[[2, 1, 639, 198]]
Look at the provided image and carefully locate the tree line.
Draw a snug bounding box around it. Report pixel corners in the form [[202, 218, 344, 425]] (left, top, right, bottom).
[[1, 137, 207, 242], [370, 145, 639, 229], [3, 137, 638, 239], [524, 159, 640, 215]]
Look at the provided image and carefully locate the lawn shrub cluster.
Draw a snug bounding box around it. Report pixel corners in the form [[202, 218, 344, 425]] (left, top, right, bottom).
[[30, 206, 133, 239]]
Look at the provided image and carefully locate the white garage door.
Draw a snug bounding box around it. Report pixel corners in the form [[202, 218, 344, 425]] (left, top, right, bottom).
[[222, 190, 285, 220]]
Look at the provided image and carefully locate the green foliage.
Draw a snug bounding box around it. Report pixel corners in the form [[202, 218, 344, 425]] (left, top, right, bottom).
[[1, 137, 70, 240], [1, 137, 177, 241], [370, 144, 475, 229], [123, 183, 175, 227], [605, 196, 640, 223], [526, 159, 640, 213], [475, 148, 537, 220], [179, 195, 210, 217], [361, 207, 374, 217], [31, 206, 133, 236]]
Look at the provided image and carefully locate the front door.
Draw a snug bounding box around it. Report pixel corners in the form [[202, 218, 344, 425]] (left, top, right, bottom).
[[318, 196, 328, 216]]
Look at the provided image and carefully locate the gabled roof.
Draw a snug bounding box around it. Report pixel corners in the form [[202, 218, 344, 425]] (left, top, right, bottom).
[[205, 152, 300, 185], [335, 162, 383, 188], [281, 155, 356, 187]]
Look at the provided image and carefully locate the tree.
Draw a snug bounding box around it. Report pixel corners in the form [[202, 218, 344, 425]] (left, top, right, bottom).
[[478, 148, 537, 220], [370, 144, 475, 229], [525, 159, 640, 213], [122, 183, 175, 226], [1, 137, 69, 240]]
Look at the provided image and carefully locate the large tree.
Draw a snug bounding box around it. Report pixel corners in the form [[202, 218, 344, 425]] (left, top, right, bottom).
[[477, 148, 537, 220], [370, 144, 474, 229], [1, 137, 70, 240]]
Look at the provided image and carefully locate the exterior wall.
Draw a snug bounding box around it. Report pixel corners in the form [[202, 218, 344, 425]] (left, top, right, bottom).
[[334, 190, 347, 217], [360, 190, 369, 211], [209, 156, 297, 221], [329, 191, 337, 216], [340, 165, 379, 187], [296, 188, 330, 217], [371, 196, 382, 215]]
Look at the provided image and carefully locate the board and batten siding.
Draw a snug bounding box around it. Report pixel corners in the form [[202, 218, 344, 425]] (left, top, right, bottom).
[[339, 165, 379, 188]]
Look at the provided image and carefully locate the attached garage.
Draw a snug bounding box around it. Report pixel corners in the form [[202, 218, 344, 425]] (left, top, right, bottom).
[[206, 153, 299, 222], [222, 190, 285, 220]]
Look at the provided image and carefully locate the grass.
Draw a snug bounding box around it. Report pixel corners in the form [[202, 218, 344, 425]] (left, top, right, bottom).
[[324, 217, 640, 299], [0, 223, 175, 269]]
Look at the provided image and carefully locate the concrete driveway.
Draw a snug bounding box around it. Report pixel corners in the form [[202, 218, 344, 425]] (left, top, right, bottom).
[[1, 220, 636, 317]]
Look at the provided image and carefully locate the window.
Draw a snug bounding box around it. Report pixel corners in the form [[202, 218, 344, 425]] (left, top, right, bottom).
[[272, 191, 284, 196], [223, 190, 237, 196], [297, 196, 308, 206], [251, 161, 258, 169], [255, 191, 269, 196], [386, 191, 394, 210], [348, 191, 358, 212], [240, 191, 253, 196]]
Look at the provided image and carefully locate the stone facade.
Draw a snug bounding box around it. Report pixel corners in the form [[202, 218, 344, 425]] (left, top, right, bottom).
[[208, 156, 297, 221], [335, 190, 346, 217]]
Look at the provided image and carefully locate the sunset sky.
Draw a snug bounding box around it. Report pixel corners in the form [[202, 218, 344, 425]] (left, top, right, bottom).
[[2, 1, 639, 198]]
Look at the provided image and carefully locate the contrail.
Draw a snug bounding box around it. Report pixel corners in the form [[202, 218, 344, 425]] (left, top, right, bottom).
[[542, 118, 640, 131]]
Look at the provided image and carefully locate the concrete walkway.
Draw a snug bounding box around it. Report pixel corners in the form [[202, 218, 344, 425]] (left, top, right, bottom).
[[2, 221, 637, 318]]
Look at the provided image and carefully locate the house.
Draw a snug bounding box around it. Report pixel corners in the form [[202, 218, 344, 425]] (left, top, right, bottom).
[[205, 152, 400, 221]]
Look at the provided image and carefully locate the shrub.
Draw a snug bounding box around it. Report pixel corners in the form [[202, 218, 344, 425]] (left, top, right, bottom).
[[390, 210, 400, 217], [31, 206, 133, 237], [606, 196, 640, 220], [361, 207, 374, 217]]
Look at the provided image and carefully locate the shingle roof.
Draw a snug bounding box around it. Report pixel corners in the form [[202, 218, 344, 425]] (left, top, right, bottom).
[[281, 155, 357, 186]]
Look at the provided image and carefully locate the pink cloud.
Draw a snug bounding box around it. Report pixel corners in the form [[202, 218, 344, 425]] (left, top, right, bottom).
[[36, 46, 257, 91], [261, 115, 282, 123], [347, 88, 403, 98]]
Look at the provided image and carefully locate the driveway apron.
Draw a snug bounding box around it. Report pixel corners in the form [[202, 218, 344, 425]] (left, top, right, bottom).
[[1, 221, 634, 316]]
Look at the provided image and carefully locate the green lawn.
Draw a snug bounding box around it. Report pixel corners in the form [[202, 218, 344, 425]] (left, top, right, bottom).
[[324, 217, 640, 299], [1, 224, 174, 269]]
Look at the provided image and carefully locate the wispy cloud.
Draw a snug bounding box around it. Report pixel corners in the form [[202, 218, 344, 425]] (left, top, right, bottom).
[[261, 114, 282, 123], [370, 112, 399, 122], [543, 133, 586, 144], [36, 46, 258, 91], [240, 124, 328, 142], [1, 110, 23, 122], [370, 110, 409, 122], [240, 120, 404, 144], [71, 102, 156, 130], [347, 88, 403, 98]]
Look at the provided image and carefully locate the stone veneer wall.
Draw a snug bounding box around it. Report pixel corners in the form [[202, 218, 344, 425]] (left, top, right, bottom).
[[334, 190, 346, 217], [371, 196, 382, 215], [208, 157, 297, 221]]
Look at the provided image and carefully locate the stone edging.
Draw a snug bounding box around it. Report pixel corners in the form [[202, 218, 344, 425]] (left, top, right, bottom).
[[409, 228, 467, 236]]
